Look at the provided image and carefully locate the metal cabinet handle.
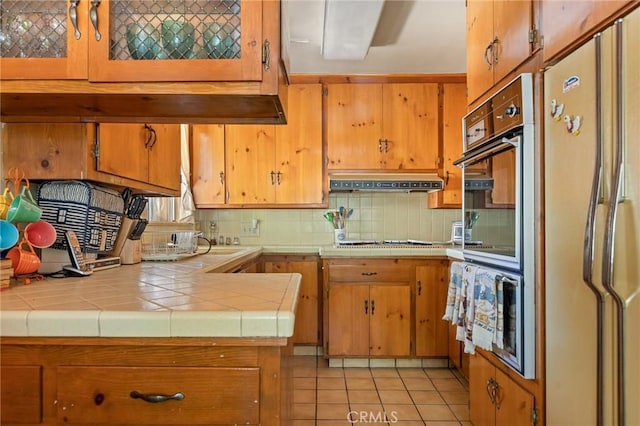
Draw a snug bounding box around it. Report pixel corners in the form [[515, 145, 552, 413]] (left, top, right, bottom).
[[486, 378, 496, 404], [361, 272, 377, 276], [69, 0, 81, 40], [383, 139, 389, 153], [445, 171, 450, 185], [371, 299, 375, 315], [364, 299, 368, 314], [90, 0, 101, 41], [493, 380, 502, 409], [417, 280, 422, 296], [378, 139, 384, 152], [262, 39, 270, 71], [484, 41, 493, 69], [491, 37, 499, 64], [143, 124, 156, 149], [130, 390, 184, 403], [270, 171, 276, 185], [219, 171, 225, 185], [276, 171, 281, 185]]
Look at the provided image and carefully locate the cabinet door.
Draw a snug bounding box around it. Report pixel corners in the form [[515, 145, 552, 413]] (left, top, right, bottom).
[[264, 259, 319, 345], [225, 125, 276, 205], [275, 84, 324, 204], [326, 84, 383, 170], [466, 0, 495, 103], [541, 1, 631, 63], [0, 0, 89, 79], [148, 125, 181, 190], [469, 354, 497, 426], [429, 83, 467, 208], [327, 284, 370, 356], [492, 0, 532, 84], [0, 365, 42, 424], [56, 366, 260, 424], [190, 124, 226, 206], [97, 123, 149, 183], [87, 1, 263, 82], [415, 261, 449, 357], [382, 83, 440, 170], [369, 284, 411, 356], [494, 368, 534, 426]]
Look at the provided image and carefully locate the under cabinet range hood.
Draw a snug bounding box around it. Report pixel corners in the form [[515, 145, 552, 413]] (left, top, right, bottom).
[[329, 173, 444, 192]]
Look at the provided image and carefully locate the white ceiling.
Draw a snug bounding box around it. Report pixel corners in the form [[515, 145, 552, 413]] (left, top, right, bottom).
[[283, 0, 467, 75]]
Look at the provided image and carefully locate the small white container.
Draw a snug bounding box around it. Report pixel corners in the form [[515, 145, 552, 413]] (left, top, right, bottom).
[[334, 229, 346, 244]]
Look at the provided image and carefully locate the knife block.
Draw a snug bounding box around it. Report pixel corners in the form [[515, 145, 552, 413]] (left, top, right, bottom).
[[120, 239, 141, 265], [109, 218, 137, 257]]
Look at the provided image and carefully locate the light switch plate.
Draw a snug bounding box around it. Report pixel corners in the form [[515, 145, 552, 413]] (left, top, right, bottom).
[[240, 222, 260, 237]]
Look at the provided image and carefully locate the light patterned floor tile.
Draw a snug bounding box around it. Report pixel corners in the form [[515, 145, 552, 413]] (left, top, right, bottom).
[[374, 377, 406, 390], [409, 390, 445, 405], [381, 403, 422, 421], [378, 389, 413, 404], [317, 389, 349, 404], [431, 378, 466, 392], [317, 403, 350, 420], [416, 404, 457, 421], [402, 377, 436, 391], [347, 389, 381, 404], [317, 377, 346, 390], [346, 377, 377, 389]]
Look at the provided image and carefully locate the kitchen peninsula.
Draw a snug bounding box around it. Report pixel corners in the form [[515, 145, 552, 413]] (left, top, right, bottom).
[[0, 247, 300, 425]]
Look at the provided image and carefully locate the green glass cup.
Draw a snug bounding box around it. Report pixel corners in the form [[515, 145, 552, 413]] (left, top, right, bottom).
[[161, 20, 195, 59], [126, 22, 164, 60]]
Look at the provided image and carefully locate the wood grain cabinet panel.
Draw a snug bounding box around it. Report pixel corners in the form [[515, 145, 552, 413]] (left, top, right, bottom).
[[0, 365, 42, 424], [55, 366, 260, 425], [326, 83, 439, 170], [470, 353, 535, 426], [415, 260, 450, 357], [1, 122, 181, 195], [189, 124, 226, 207], [466, 0, 533, 104]]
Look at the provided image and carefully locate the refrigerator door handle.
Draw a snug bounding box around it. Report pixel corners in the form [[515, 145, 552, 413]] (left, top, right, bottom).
[[601, 17, 628, 426]]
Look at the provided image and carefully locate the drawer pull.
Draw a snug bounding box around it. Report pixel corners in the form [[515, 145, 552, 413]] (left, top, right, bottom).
[[361, 272, 377, 276], [130, 390, 185, 403]]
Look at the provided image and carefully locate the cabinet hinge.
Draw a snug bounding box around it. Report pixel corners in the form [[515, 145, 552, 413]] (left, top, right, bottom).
[[92, 128, 100, 159], [528, 28, 538, 45], [530, 407, 538, 424], [262, 39, 271, 71]]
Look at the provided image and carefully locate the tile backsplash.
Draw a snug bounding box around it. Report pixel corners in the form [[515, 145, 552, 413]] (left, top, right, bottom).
[[195, 193, 462, 246]]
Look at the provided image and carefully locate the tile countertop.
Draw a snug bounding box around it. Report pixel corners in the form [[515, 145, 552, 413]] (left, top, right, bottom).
[[0, 246, 302, 339], [0, 244, 463, 338]]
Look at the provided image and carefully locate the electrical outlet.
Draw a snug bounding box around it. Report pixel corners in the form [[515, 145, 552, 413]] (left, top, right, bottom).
[[240, 222, 260, 237]]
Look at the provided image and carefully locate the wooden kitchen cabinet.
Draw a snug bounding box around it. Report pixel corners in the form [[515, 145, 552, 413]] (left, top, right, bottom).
[[1, 337, 291, 426], [1, 122, 181, 195], [0, 365, 42, 424], [488, 149, 516, 206], [415, 260, 449, 357], [326, 83, 440, 170], [324, 259, 413, 357], [428, 83, 467, 208], [96, 123, 181, 192], [466, 0, 534, 103], [541, 1, 633, 64], [0, 0, 263, 82], [470, 352, 535, 426], [190, 124, 226, 206], [219, 84, 324, 207], [263, 255, 321, 345]]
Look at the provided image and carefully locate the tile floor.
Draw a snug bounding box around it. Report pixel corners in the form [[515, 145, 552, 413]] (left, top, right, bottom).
[[292, 355, 471, 425]]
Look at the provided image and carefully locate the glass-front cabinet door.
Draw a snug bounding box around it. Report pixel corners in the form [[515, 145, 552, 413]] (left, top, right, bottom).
[[90, 0, 263, 82], [1, 0, 264, 82], [0, 0, 89, 79]]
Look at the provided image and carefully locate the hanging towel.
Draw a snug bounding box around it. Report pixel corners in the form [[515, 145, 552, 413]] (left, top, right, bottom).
[[443, 261, 465, 323], [462, 264, 479, 354], [472, 268, 500, 351]]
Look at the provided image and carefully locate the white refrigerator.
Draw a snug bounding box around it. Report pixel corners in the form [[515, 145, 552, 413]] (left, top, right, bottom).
[[544, 6, 639, 426]]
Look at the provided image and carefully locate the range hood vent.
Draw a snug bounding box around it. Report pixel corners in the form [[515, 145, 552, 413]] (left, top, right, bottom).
[[329, 173, 443, 192]]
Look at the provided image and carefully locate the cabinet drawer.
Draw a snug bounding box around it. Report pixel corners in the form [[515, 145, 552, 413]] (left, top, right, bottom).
[[328, 261, 415, 282], [0, 366, 42, 424], [56, 367, 259, 425]]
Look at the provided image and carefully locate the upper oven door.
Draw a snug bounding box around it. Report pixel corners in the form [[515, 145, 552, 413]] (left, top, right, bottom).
[[458, 132, 522, 272]]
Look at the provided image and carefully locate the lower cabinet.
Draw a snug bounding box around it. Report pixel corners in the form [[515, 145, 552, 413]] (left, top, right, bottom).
[[1, 338, 291, 426], [56, 367, 259, 425], [0, 366, 42, 424], [263, 255, 321, 345], [470, 352, 535, 426], [415, 260, 450, 356]]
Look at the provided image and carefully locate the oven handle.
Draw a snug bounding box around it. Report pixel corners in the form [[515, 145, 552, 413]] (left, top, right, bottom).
[[454, 137, 518, 168], [495, 274, 518, 286]]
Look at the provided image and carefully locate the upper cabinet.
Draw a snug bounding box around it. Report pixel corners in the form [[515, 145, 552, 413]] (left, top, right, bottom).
[[326, 83, 440, 171], [190, 84, 324, 207], [466, 0, 534, 104], [0, 0, 286, 124], [1, 122, 181, 195], [0, 0, 262, 82], [541, 1, 634, 64]]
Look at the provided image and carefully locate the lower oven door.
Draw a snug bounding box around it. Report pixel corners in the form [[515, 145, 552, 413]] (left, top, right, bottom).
[[491, 271, 535, 379]]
